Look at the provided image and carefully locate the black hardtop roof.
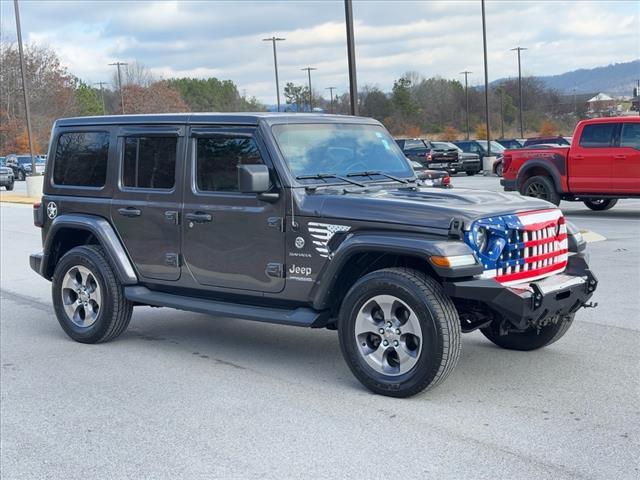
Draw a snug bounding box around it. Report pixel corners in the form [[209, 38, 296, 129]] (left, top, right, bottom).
[[54, 112, 381, 128]]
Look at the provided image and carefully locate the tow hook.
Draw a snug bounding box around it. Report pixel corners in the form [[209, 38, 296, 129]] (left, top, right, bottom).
[[582, 301, 598, 309]]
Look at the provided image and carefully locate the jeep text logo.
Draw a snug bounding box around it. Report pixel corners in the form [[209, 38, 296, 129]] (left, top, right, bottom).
[[289, 264, 312, 276]]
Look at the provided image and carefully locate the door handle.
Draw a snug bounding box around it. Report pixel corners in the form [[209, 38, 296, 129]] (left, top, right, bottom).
[[118, 207, 141, 217], [573, 155, 584, 160], [185, 212, 213, 223], [613, 154, 627, 160]]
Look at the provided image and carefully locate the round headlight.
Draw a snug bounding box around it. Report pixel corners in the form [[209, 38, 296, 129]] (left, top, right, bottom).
[[476, 227, 488, 252]]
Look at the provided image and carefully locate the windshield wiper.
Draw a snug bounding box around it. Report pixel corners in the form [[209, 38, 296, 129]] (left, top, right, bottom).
[[296, 173, 365, 187], [346, 170, 411, 184]]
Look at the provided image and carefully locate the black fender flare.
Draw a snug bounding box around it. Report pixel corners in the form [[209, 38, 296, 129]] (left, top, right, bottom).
[[309, 231, 482, 310], [41, 214, 138, 284], [516, 160, 564, 193]]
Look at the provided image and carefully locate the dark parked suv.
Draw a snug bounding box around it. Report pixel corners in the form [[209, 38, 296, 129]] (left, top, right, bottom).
[[30, 113, 597, 397]]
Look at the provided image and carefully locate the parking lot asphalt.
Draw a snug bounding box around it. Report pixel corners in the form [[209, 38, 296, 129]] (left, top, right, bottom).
[[1, 176, 639, 480]]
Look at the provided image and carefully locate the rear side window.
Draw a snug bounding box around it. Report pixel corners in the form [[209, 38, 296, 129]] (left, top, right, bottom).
[[579, 124, 617, 148], [620, 123, 640, 149], [122, 137, 177, 189], [403, 140, 426, 150], [53, 132, 109, 187], [196, 136, 263, 192]]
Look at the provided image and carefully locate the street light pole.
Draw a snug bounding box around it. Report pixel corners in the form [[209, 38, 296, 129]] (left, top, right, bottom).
[[511, 46, 527, 138], [94, 82, 108, 115], [498, 87, 505, 138], [460, 71, 472, 140], [109, 62, 128, 114], [262, 36, 285, 112], [13, 0, 37, 174], [344, 0, 358, 115], [481, 0, 491, 157], [301, 67, 317, 111], [326, 87, 336, 113]]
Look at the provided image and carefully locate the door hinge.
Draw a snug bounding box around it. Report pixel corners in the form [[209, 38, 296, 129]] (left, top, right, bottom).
[[165, 210, 179, 225], [267, 217, 284, 232], [265, 263, 284, 278], [165, 253, 180, 267]]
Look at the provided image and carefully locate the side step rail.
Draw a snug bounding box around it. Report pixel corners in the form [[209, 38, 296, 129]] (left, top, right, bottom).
[[124, 286, 329, 328]]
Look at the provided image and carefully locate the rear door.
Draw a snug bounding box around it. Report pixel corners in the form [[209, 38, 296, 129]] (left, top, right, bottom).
[[110, 126, 184, 281], [612, 122, 640, 194], [569, 122, 616, 192], [181, 126, 285, 293]]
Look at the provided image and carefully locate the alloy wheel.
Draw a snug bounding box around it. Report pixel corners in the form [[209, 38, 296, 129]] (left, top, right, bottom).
[[354, 295, 423, 376], [60, 265, 102, 328]]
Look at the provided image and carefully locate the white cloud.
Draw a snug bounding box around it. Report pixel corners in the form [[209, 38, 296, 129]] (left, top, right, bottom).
[[1, 0, 637, 104]]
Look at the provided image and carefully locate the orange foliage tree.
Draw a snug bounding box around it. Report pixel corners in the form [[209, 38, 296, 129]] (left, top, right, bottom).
[[474, 122, 489, 140], [15, 129, 41, 154], [539, 120, 557, 136], [440, 125, 460, 141]]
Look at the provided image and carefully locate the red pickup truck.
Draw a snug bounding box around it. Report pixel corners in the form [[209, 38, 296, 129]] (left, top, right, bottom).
[[501, 117, 640, 210]]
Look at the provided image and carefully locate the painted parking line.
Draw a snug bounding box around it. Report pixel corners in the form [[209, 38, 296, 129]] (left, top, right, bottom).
[[580, 230, 607, 243]]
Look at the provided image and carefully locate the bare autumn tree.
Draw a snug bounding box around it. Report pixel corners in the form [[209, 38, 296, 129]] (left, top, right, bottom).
[[0, 41, 76, 154], [122, 82, 188, 114]]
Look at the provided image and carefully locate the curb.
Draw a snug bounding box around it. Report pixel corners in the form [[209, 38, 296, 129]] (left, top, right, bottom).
[[0, 195, 39, 205]]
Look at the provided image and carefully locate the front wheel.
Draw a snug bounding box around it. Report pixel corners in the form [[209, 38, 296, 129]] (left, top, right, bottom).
[[338, 268, 461, 397], [521, 175, 560, 206], [583, 198, 617, 211], [495, 162, 504, 177], [52, 245, 133, 344], [466, 170, 476, 176], [5, 181, 14, 191], [481, 314, 574, 351]]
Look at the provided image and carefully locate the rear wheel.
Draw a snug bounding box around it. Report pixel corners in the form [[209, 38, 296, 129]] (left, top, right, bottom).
[[481, 314, 574, 351], [338, 268, 461, 397], [521, 175, 560, 206], [466, 170, 476, 176], [495, 162, 504, 177], [52, 245, 132, 343], [583, 198, 617, 211]]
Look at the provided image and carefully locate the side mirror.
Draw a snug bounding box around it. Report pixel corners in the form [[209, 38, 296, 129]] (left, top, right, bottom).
[[238, 164, 271, 193]]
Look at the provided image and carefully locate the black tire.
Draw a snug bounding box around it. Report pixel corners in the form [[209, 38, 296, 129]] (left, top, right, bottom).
[[5, 181, 14, 191], [481, 314, 574, 351], [521, 175, 560, 206], [52, 245, 133, 343], [495, 162, 504, 177], [583, 198, 617, 211], [338, 268, 461, 398], [466, 170, 476, 176]]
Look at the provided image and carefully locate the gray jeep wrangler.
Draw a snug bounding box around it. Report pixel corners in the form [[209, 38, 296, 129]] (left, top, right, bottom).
[[30, 113, 597, 397]]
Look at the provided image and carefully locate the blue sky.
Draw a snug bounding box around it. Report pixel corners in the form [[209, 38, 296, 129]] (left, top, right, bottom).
[[1, 0, 638, 103]]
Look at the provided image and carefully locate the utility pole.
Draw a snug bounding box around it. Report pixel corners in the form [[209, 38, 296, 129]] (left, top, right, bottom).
[[344, 0, 358, 115], [13, 0, 36, 174], [301, 67, 317, 111], [498, 87, 505, 138], [262, 36, 285, 112], [511, 46, 527, 138], [326, 87, 337, 113], [109, 62, 128, 114], [481, 0, 491, 157], [94, 82, 108, 115], [460, 71, 472, 140]]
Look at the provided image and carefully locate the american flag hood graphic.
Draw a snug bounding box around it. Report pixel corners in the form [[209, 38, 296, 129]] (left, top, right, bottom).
[[464, 208, 568, 286]]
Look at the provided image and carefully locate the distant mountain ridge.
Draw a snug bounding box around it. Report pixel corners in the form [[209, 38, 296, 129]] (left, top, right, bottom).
[[493, 60, 639, 96]]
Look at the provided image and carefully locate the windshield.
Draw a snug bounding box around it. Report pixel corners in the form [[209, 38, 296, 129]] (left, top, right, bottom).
[[476, 141, 505, 152], [272, 123, 414, 182], [17, 156, 44, 165]]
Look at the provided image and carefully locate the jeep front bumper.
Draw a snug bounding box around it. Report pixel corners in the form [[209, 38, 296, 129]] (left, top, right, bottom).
[[443, 253, 596, 330]]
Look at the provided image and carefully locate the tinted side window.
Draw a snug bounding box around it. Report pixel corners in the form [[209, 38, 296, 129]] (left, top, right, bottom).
[[196, 136, 263, 192], [53, 132, 109, 187], [123, 137, 177, 189], [404, 140, 426, 150], [579, 124, 616, 148], [620, 123, 640, 149]]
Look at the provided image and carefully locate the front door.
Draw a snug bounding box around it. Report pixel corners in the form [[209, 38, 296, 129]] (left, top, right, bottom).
[[569, 122, 617, 193], [181, 127, 285, 293], [110, 126, 184, 281], [612, 122, 640, 194]]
